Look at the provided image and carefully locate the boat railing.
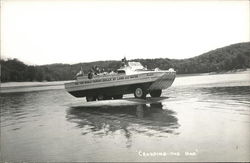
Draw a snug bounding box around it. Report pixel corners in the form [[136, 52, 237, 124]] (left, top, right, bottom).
[[76, 72, 124, 81]]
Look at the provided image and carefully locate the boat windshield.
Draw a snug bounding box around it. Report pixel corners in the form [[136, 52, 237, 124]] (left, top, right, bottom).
[[128, 62, 144, 70], [117, 70, 126, 74]]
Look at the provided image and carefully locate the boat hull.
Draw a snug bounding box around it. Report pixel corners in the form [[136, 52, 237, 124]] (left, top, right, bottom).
[[67, 82, 153, 98], [64, 71, 176, 98]]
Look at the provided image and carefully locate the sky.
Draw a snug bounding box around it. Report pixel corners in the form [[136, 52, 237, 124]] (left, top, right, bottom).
[[1, 0, 249, 65]]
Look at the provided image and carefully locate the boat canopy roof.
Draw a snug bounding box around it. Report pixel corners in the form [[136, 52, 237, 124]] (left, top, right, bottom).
[[118, 61, 147, 75], [127, 62, 144, 70]]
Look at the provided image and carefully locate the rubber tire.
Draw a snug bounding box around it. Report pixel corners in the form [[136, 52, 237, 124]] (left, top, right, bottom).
[[86, 96, 95, 102], [134, 87, 147, 99], [149, 90, 162, 97], [113, 94, 123, 99], [97, 94, 104, 100], [104, 96, 112, 100]]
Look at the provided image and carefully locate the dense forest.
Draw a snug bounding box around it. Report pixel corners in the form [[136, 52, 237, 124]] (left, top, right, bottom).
[[1, 42, 250, 82]]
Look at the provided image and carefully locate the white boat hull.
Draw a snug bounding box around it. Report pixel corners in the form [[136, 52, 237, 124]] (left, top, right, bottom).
[[64, 70, 176, 98]]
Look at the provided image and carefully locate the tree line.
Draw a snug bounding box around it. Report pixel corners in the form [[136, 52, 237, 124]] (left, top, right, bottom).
[[1, 42, 250, 82]]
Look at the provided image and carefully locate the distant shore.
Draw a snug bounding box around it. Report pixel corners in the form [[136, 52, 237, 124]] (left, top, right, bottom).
[[1, 68, 249, 86], [1, 69, 249, 94], [209, 68, 250, 74], [0, 81, 69, 93], [1, 42, 250, 83], [176, 68, 250, 77], [0, 80, 69, 88]]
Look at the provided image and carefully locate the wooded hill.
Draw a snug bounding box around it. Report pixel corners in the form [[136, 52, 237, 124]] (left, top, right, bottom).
[[1, 42, 250, 82]]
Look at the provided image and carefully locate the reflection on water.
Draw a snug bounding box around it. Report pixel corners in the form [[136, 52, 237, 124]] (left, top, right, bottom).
[[67, 102, 179, 142]]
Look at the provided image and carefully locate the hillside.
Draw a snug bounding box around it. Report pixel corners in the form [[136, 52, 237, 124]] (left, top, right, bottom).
[[132, 42, 250, 74], [1, 42, 250, 82]]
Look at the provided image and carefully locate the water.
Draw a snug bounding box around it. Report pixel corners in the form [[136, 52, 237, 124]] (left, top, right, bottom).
[[1, 72, 250, 162]]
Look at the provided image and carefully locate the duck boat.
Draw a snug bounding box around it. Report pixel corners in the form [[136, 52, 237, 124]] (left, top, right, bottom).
[[64, 59, 176, 101]]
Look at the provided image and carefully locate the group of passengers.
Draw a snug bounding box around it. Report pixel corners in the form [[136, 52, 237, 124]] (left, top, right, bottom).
[[88, 65, 102, 79], [87, 57, 127, 79]]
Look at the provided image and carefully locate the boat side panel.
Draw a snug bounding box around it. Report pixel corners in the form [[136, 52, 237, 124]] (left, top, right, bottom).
[[149, 71, 176, 90], [65, 71, 176, 98], [64, 72, 163, 92], [68, 82, 153, 98]]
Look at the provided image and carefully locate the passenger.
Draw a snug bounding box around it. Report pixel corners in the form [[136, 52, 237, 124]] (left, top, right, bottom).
[[91, 66, 97, 75], [121, 57, 128, 67], [88, 72, 93, 79], [95, 66, 101, 74], [109, 71, 116, 75], [91, 65, 101, 75]]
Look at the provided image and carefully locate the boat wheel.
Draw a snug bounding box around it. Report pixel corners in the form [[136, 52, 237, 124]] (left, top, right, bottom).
[[104, 96, 112, 100], [86, 96, 95, 102], [134, 87, 146, 99], [97, 94, 104, 100], [149, 90, 162, 97]]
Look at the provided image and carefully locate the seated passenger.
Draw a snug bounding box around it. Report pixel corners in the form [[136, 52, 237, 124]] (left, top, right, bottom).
[[88, 72, 93, 79]]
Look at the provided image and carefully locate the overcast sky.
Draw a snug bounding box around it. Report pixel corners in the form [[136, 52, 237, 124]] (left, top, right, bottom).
[[1, 0, 249, 65]]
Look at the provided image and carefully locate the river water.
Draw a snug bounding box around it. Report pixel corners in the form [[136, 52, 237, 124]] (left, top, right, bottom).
[[1, 71, 250, 162]]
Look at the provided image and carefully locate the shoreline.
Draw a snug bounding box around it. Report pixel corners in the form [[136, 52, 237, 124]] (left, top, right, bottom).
[[1, 69, 249, 90], [176, 68, 250, 77], [209, 68, 250, 74], [0, 80, 72, 88]]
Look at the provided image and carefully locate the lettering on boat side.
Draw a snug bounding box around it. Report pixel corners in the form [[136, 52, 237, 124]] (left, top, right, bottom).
[[85, 81, 92, 84], [75, 74, 140, 85], [130, 75, 138, 79], [93, 79, 102, 82], [117, 76, 125, 80], [102, 78, 111, 82]]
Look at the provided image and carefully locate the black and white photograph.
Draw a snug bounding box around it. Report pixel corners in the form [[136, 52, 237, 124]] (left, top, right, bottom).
[[0, 0, 250, 162]]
